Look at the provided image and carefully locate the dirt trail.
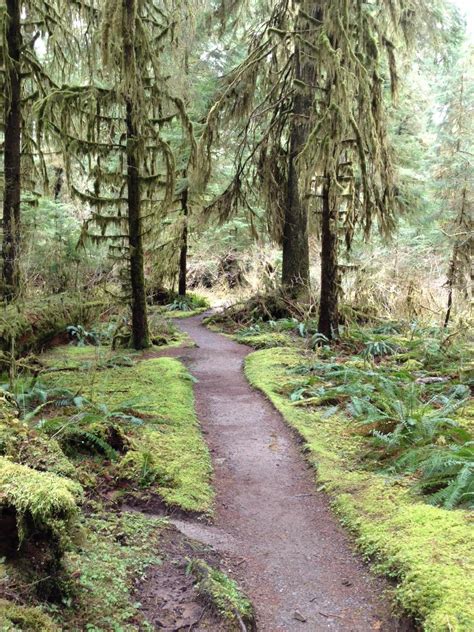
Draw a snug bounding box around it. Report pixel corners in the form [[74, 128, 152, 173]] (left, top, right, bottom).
[[163, 315, 407, 631]]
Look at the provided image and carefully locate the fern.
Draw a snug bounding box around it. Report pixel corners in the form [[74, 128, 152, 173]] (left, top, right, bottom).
[[65, 428, 119, 461], [412, 443, 474, 509], [362, 340, 398, 360]]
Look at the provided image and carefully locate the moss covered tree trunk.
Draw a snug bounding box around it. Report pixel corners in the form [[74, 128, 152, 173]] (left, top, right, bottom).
[[123, 0, 149, 350], [126, 102, 150, 350], [318, 180, 339, 339], [178, 185, 188, 297], [2, 0, 22, 302], [281, 39, 310, 297]]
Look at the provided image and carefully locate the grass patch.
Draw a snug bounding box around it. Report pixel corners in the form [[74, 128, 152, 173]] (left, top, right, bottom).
[[245, 347, 474, 632]]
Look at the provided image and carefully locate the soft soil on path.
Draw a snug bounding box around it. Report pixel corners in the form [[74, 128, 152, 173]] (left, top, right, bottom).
[[159, 315, 411, 632], [136, 524, 225, 631]]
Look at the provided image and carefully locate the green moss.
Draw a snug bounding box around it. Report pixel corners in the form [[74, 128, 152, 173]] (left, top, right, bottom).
[[159, 307, 208, 319], [189, 559, 254, 628], [14, 435, 76, 478], [43, 357, 214, 513], [245, 347, 474, 632], [0, 600, 58, 631], [61, 511, 163, 631], [234, 331, 294, 349], [0, 457, 82, 546]]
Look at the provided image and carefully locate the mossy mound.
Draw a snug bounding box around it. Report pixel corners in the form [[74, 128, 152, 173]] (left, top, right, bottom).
[[42, 357, 214, 513], [246, 347, 474, 632], [234, 331, 293, 349], [189, 559, 255, 630], [0, 457, 82, 552], [0, 394, 75, 478]]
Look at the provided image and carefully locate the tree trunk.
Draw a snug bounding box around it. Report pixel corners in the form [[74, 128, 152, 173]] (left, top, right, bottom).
[[281, 43, 310, 296], [318, 180, 339, 339], [2, 0, 22, 302], [281, 3, 321, 297], [126, 101, 150, 350], [178, 185, 188, 297]]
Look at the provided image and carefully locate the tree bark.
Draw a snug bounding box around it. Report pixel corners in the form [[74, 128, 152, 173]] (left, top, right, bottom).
[[2, 0, 22, 302], [281, 35, 311, 297], [126, 101, 150, 350], [178, 184, 188, 297], [318, 180, 339, 339]]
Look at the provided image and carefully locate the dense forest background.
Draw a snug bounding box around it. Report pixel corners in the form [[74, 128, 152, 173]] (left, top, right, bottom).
[[0, 0, 472, 334]]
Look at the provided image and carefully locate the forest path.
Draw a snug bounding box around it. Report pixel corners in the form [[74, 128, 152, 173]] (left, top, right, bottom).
[[162, 314, 405, 631]]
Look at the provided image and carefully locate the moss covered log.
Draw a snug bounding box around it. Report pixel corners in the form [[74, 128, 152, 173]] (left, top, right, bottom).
[[0, 293, 105, 357]]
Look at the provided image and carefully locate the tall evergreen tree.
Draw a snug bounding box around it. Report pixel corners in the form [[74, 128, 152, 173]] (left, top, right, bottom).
[[437, 45, 473, 326], [1, 0, 22, 301], [39, 0, 196, 348], [1, 0, 79, 301], [200, 0, 430, 334]]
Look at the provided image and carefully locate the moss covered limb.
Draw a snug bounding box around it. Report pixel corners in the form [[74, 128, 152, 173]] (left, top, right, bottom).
[[0, 293, 105, 357], [245, 348, 474, 632]]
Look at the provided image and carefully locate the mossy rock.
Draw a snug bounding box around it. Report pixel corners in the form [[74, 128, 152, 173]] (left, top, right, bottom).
[[0, 600, 58, 631]]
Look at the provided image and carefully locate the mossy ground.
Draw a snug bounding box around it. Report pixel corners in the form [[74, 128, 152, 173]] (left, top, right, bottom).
[[0, 334, 216, 630], [41, 347, 214, 513], [0, 599, 58, 632], [245, 346, 474, 632], [40, 334, 192, 371], [58, 510, 164, 631]]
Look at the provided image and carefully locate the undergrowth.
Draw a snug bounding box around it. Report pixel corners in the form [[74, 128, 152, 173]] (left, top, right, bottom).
[[35, 353, 214, 512]]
